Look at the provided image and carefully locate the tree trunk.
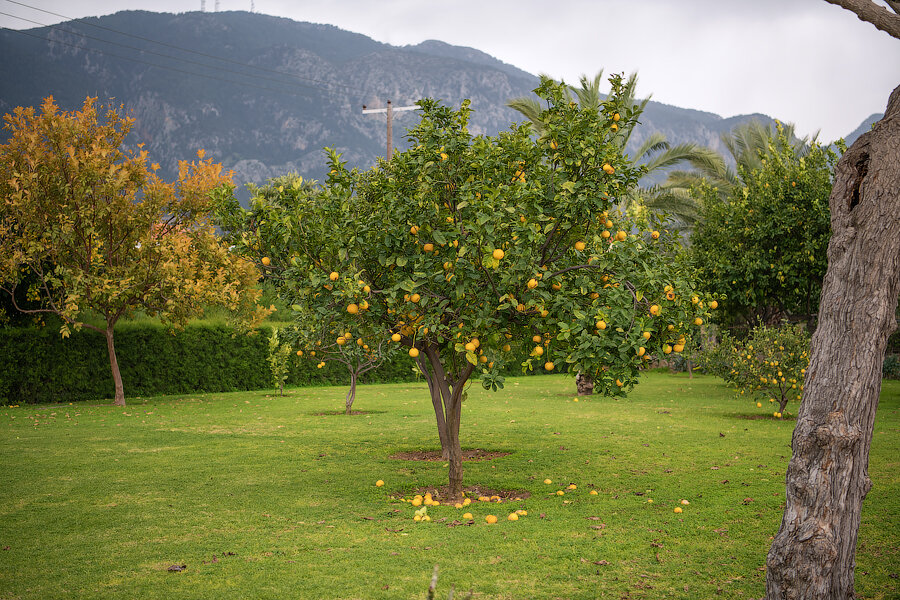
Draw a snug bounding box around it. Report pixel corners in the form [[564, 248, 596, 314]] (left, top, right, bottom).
[[575, 372, 594, 395], [415, 354, 450, 457], [345, 371, 357, 415], [765, 85, 900, 599], [419, 344, 473, 499], [446, 383, 464, 499], [105, 324, 125, 406]]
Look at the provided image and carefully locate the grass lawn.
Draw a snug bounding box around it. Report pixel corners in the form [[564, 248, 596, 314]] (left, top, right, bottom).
[[1, 372, 897, 599]]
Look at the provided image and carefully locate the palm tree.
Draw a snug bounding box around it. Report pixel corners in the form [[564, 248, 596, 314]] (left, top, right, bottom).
[[661, 120, 815, 195], [508, 71, 725, 234], [509, 72, 725, 395]]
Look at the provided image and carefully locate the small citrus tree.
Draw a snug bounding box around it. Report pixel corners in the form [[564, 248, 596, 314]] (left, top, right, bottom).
[[702, 322, 810, 417], [267, 328, 293, 396], [217, 76, 715, 497], [296, 326, 399, 415], [0, 97, 270, 405]]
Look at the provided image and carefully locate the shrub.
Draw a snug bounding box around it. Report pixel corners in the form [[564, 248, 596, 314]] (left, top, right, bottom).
[[884, 355, 900, 380], [0, 321, 420, 404]]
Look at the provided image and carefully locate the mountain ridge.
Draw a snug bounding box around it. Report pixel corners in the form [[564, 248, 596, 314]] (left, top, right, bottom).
[[0, 10, 871, 193]]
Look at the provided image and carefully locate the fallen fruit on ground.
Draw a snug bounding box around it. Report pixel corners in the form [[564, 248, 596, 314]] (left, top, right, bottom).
[[485, 515, 498, 524]]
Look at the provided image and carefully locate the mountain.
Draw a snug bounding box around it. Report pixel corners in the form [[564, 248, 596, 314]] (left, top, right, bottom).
[[0, 10, 870, 196], [844, 113, 882, 146]]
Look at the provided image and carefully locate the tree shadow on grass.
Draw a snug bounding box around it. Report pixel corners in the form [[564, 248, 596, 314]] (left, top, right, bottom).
[[726, 412, 797, 421], [310, 409, 388, 416]]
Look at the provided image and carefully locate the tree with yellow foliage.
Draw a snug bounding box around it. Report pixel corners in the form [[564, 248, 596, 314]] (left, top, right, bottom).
[[0, 97, 269, 406]]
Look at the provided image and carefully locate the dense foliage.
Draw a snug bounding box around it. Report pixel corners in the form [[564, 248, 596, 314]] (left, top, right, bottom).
[[701, 322, 810, 416], [690, 126, 836, 329], [0, 322, 418, 405], [216, 76, 717, 496], [0, 96, 269, 404]]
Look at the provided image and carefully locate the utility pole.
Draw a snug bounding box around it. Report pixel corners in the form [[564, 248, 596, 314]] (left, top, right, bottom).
[[362, 101, 418, 160]]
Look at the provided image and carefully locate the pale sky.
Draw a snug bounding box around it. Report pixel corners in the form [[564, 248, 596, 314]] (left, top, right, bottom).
[[1, 0, 898, 140]]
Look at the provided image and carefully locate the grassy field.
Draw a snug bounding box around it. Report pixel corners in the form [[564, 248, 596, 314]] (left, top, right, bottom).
[[0, 372, 897, 599]]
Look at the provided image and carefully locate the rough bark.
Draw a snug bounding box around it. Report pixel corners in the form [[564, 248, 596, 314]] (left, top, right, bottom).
[[765, 85, 900, 599], [344, 372, 357, 415], [575, 372, 594, 395], [105, 325, 126, 406], [823, 0, 900, 39]]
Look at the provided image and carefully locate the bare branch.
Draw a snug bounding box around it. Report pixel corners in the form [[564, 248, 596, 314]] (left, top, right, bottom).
[[824, 0, 900, 39]]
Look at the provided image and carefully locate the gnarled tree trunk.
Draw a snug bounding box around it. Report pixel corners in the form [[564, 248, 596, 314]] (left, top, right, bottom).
[[765, 85, 900, 599], [575, 372, 594, 395]]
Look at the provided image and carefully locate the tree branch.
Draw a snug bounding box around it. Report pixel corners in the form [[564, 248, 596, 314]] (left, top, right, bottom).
[[824, 0, 900, 39]]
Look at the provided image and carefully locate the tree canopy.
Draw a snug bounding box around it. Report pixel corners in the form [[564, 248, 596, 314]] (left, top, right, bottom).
[[0, 96, 270, 405], [217, 76, 716, 497], [689, 125, 836, 329]]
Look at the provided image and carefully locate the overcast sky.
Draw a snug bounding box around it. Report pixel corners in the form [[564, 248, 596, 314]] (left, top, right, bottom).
[[1, 0, 898, 140]]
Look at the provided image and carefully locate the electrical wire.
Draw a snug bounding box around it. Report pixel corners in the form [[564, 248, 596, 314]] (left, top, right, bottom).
[[0, 0, 375, 99], [4, 26, 335, 99]]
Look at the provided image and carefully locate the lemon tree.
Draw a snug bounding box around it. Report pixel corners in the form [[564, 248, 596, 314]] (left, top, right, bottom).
[[690, 125, 835, 328], [216, 76, 714, 497], [0, 97, 269, 406], [702, 322, 810, 417]]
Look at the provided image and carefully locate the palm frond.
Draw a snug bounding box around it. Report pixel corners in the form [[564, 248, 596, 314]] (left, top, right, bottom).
[[506, 97, 546, 133], [572, 71, 604, 111], [634, 133, 670, 163]]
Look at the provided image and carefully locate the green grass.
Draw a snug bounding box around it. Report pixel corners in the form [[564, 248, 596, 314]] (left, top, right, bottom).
[[1, 373, 897, 599]]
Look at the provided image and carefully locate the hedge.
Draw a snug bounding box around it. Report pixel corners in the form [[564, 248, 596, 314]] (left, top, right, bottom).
[[0, 322, 419, 405]]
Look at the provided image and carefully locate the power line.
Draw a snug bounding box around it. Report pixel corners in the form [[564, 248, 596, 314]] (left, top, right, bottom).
[[0, 10, 346, 96], [1, 0, 370, 97], [3, 27, 329, 99]]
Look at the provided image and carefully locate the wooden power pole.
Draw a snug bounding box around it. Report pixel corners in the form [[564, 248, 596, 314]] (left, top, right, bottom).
[[362, 101, 418, 160]]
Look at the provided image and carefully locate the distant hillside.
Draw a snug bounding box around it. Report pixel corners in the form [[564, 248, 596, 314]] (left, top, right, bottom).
[[0, 10, 868, 195], [844, 113, 882, 146]]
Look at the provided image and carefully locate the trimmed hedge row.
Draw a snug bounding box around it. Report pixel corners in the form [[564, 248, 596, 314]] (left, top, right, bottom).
[[0, 322, 419, 404]]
